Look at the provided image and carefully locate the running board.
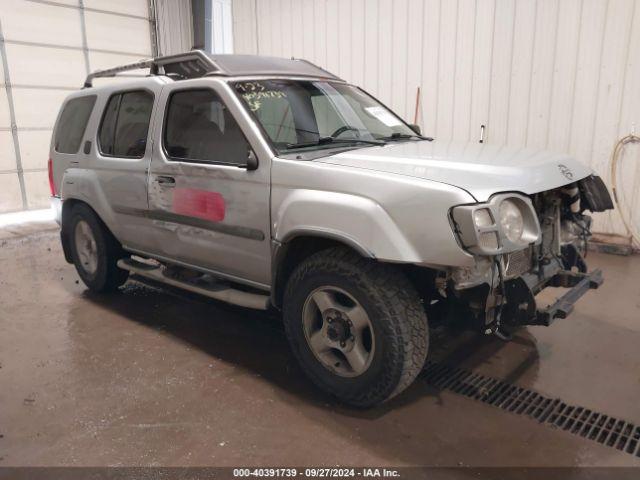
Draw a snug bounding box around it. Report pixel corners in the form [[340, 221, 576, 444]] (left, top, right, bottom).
[[117, 258, 270, 310]]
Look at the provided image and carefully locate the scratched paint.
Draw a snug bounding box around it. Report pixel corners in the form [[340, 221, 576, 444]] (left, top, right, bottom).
[[172, 188, 226, 222]]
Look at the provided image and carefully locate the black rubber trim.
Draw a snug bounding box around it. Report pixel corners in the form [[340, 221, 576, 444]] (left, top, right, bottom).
[[112, 206, 265, 241]]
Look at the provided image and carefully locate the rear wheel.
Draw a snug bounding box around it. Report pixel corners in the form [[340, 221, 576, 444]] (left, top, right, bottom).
[[68, 204, 128, 292], [283, 247, 429, 407]]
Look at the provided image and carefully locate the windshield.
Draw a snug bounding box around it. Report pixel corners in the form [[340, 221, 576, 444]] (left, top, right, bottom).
[[233, 80, 419, 154]]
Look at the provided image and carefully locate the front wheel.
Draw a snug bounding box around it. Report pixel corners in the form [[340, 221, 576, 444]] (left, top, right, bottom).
[[283, 248, 429, 407]]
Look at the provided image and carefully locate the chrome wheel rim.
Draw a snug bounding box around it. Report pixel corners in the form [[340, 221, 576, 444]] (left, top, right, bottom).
[[302, 286, 375, 378], [74, 220, 98, 275]]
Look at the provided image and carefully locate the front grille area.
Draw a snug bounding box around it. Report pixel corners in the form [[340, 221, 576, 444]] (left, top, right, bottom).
[[505, 247, 533, 278]]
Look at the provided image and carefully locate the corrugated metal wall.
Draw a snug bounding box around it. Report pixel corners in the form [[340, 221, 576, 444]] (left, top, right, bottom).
[[155, 0, 193, 55], [232, 0, 640, 238]]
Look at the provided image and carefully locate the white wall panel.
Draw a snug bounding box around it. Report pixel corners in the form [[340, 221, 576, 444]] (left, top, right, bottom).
[[452, 0, 475, 142], [211, 0, 234, 53], [590, 0, 635, 235], [22, 171, 50, 209], [88, 51, 148, 71], [547, 0, 582, 154], [5, 44, 86, 88], [506, 0, 535, 146], [232, 0, 640, 238], [0, 0, 169, 212], [0, 132, 16, 172], [155, 0, 193, 56], [17, 130, 53, 171], [0, 0, 83, 48], [85, 11, 151, 54], [11, 89, 70, 129], [419, 0, 440, 135], [231, 0, 256, 54], [487, 0, 515, 146], [0, 173, 23, 212], [390, 0, 408, 117], [525, 0, 559, 149], [468, 0, 494, 142], [0, 89, 10, 128], [84, 0, 150, 18]]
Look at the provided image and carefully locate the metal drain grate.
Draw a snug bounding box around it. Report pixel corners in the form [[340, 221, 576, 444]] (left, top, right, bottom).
[[422, 361, 640, 458]]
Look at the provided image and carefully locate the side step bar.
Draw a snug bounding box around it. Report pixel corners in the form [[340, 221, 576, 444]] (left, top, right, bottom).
[[117, 258, 270, 310]]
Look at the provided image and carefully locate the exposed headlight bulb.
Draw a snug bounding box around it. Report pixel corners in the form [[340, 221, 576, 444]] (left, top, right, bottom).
[[499, 199, 524, 243]]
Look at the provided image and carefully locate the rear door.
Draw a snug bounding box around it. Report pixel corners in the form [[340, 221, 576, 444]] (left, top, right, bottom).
[[147, 79, 272, 289], [91, 83, 161, 251]]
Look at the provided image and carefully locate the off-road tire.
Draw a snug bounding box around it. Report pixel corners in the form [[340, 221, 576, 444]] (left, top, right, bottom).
[[68, 203, 128, 292], [283, 247, 429, 407]]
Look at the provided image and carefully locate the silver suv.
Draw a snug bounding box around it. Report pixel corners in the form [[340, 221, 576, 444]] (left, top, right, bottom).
[[49, 51, 613, 407]]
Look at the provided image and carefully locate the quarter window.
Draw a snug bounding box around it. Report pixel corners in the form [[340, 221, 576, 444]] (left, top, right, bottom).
[[164, 89, 249, 165], [98, 90, 154, 158], [54, 95, 96, 154]]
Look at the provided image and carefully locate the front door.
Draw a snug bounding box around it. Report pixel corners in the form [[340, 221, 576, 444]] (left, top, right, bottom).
[[147, 80, 272, 289]]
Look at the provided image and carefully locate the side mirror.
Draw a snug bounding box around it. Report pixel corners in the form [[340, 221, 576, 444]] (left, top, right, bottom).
[[246, 149, 259, 171], [409, 124, 421, 135]]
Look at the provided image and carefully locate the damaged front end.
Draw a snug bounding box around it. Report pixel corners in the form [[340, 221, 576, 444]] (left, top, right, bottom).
[[447, 175, 614, 337]]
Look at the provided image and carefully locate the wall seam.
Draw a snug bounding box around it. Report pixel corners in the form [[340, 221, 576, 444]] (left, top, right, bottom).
[[566, 0, 584, 153], [505, 1, 518, 144], [615, 0, 636, 138], [586, 0, 610, 171], [467, 0, 478, 142], [0, 19, 28, 209], [450, 0, 459, 138], [23, 0, 150, 21], [523, 0, 539, 147], [485, 0, 497, 143], [544, 0, 561, 148], [1, 39, 150, 57], [78, 0, 91, 75]]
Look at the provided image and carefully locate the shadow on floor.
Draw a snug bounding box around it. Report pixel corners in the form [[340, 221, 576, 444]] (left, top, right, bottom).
[[81, 278, 541, 420]]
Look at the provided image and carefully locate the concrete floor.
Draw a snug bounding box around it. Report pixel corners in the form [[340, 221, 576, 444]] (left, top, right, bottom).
[[1, 225, 639, 467]]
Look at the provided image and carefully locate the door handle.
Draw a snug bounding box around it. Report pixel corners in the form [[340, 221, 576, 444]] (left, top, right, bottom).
[[155, 175, 176, 187]]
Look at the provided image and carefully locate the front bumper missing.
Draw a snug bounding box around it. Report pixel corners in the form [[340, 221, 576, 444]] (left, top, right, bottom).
[[533, 269, 604, 326]]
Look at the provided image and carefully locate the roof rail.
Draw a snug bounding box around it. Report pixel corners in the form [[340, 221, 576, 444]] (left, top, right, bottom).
[[83, 50, 218, 88]]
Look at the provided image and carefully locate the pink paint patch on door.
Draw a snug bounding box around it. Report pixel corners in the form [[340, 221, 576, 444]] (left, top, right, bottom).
[[173, 188, 226, 222]]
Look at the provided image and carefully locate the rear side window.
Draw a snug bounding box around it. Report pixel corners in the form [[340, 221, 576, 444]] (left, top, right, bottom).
[[98, 90, 154, 158], [54, 95, 97, 154], [164, 89, 249, 165]]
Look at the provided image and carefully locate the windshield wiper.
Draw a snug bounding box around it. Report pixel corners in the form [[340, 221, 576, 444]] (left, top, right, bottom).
[[379, 132, 433, 141], [285, 136, 386, 150]]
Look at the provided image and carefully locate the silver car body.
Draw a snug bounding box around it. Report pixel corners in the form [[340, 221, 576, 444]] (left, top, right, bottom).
[[50, 61, 594, 297]]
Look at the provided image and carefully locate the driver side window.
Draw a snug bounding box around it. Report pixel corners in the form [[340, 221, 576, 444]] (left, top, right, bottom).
[[163, 89, 250, 166]]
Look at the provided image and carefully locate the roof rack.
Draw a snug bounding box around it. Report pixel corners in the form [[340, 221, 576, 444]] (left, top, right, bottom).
[[83, 50, 343, 88], [83, 50, 218, 88]]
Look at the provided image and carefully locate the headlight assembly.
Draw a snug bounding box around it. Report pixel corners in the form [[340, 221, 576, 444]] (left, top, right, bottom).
[[450, 193, 541, 255], [499, 199, 524, 243]]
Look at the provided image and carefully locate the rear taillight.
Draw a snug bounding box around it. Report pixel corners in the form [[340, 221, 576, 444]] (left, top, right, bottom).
[[48, 157, 57, 196]]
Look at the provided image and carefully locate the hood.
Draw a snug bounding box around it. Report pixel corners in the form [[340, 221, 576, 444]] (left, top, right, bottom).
[[314, 140, 592, 201]]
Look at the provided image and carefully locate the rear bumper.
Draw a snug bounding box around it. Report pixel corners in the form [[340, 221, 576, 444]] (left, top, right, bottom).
[[51, 196, 62, 226]]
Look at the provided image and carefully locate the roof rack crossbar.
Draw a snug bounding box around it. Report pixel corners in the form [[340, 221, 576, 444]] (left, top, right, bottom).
[[83, 50, 220, 88]]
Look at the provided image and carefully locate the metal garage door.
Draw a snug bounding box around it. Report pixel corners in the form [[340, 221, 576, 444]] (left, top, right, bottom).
[[0, 0, 155, 213]]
